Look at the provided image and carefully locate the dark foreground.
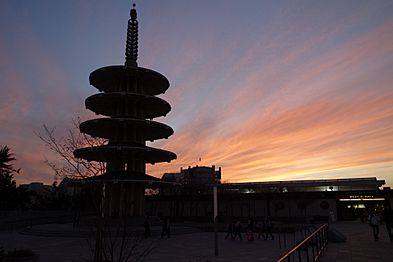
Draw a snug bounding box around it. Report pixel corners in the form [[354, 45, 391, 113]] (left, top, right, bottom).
[[0, 221, 392, 261]]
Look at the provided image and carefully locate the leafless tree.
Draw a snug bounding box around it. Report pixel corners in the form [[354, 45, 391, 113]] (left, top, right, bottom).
[[37, 118, 154, 262], [36, 117, 106, 181]]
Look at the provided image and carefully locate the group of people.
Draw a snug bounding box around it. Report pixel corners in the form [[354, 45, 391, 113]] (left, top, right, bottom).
[[368, 205, 393, 241], [225, 220, 243, 240], [145, 205, 393, 243], [225, 217, 274, 242]]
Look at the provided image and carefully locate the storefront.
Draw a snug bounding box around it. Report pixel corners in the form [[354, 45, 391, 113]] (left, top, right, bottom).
[[336, 193, 387, 220]]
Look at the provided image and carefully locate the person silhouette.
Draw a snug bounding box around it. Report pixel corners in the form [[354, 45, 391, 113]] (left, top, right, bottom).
[[161, 217, 170, 239], [225, 220, 234, 239], [264, 216, 274, 240], [233, 220, 242, 240], [144, 213, 151, 238], [369, 210, 381, 241]]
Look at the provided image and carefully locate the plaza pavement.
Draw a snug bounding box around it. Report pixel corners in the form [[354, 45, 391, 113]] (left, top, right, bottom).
[[1, 221, 392, 261], [320, 221, 393, 262], [144, 232, 289, 262], [0, 224, 290, 262]]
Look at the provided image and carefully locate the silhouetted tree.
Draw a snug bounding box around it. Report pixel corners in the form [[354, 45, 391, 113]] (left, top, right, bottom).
[[36, 118, 106, 181], [0, 146, 17, 199], [0, 145, 18, 175], [0, 172, 16, 190], [37, 120, 154, 261], [0, 145, 27, 209], [36, 118, 107, 214]]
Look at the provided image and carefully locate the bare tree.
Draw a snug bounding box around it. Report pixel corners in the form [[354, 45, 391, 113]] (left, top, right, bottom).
[[37, 118, 154, 262], [36, 117, 106, 181]]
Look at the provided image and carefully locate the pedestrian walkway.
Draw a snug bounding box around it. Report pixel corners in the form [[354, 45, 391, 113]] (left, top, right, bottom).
[[0, 224, 289, 261], [0, 230, 87, 261], [2, 221, 390, 261], [145, 232, 287, 262], [320, 221, 393, 262]]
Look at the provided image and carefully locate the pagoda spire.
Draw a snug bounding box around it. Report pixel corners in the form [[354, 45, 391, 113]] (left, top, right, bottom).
[[125, 3, 138, 67]]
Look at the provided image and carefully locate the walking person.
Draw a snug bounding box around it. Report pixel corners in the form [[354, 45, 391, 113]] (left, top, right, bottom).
[[264, 216, 274, 240], [246, 217, 255, 242], [233, 220, 243, 240], [257, 220, 265, 240], [225, 220, 234, 239], [161, 217, 170, 239], [144, 213, 151, 238], [369, 210, 381, 241]]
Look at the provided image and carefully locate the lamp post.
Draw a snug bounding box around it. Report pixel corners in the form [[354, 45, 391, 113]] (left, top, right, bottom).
[[214, 183, 218, 256]]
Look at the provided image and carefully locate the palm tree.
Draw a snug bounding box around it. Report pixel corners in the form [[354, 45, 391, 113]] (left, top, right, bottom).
[[0, 145, 16, 174], [0, 146, 19, 209]]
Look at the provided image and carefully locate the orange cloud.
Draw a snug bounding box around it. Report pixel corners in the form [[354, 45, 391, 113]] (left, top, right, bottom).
[[148, 18, 393, 186]]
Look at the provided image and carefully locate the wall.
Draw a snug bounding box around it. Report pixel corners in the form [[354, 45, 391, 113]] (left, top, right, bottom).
[[146, 193, 338, 222]]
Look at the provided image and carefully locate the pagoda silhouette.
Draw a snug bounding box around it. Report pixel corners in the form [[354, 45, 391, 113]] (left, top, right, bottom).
[[74, 4, 176, 217]]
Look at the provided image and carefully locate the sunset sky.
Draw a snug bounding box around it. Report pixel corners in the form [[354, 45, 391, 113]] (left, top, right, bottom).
[[1, 0, 392, 186]]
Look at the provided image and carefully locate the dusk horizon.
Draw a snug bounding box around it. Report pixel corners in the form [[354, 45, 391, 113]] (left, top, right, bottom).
[[1, 0, 392, 186]]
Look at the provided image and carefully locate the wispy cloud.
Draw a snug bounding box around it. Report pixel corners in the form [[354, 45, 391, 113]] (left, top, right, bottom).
[[148, 15, 393, 185]]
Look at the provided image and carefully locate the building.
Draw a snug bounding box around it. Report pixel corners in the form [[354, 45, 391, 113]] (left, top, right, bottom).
[[161, 165, 221, 195], [221, 177, 385, 194], [147, 166, 391, 222], [19, 182, 53, 196], [220, 177, 388, 221]]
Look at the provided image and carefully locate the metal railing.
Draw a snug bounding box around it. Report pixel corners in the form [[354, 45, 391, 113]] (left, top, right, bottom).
[[277, 223, 328, 262], [277, 224, 316, 249]]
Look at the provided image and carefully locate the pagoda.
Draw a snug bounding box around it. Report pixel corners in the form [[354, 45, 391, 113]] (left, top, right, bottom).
[[74, 4, 176, 217]]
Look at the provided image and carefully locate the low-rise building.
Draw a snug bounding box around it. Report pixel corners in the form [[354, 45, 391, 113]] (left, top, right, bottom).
[[161, 165, 221, 195], [19, 182, 53, 196], [147, 166, 391, 222]]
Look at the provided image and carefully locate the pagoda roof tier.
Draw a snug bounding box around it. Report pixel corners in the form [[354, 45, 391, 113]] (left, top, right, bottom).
[[73, 145, 176, 164], [80, 118, 174, 142], [85, 92, 171, 118], [69, 172, 177, 187], [83, 171, 174, 184], [89, 66, 169, 95]]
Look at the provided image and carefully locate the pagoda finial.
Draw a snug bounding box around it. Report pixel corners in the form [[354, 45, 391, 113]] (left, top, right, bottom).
[[125, 3, 138, 67]]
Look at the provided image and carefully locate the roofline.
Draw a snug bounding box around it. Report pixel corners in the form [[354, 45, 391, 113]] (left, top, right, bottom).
[[223, 177, 385, 187]]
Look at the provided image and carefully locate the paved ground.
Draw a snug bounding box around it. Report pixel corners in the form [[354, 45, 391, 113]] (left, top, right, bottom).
[[1, 221, 392, 261], [145, 232, 289, 262], [0, 224, 290, 262], [0, 230, 87, 261], [320, 221, 393, 262]]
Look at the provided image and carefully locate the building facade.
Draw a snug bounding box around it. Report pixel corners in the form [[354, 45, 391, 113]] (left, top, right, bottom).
[[147, 168, 390, 222], [161, 165, 221, 195]]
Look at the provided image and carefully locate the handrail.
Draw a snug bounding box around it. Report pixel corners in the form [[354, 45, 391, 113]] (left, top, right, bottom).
[[277, 223, 328, 262]]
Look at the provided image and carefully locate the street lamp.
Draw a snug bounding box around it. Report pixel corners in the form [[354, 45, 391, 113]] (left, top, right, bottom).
[[213, 180, 219, 256]]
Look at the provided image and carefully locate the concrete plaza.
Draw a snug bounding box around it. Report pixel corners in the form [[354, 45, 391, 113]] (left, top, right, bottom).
[[0, 221, 392, 261], [0, 223, 289, 262], [321, 221, 393, 262]]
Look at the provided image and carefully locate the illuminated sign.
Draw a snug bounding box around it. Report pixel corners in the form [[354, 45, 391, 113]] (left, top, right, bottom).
[[338, 196, 385, 202]]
